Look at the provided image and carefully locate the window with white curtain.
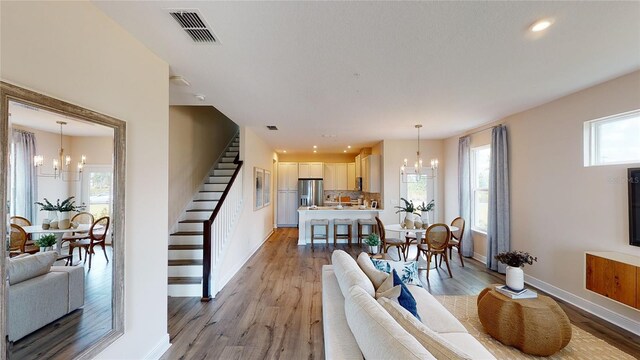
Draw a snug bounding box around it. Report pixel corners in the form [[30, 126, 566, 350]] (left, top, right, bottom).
[[471, 145, 490, 232], [584, 110, 640, 166]]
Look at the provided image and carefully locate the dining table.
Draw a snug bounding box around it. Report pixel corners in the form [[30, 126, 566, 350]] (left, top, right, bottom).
[[384, 223, 459, 266], [22, 224, 100, 254]]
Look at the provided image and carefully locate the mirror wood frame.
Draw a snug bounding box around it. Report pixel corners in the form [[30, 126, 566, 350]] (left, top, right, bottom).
[[0, 81, 125, 360]]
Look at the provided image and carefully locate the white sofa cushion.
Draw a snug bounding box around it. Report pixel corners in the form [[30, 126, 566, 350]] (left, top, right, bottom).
[[356, 252, 387, 288], [406, 285, 468, 333], [438, 333, 497, 359], [379, 297, 474, 360], [7, 251, 57, 285], [332, 250, 375, 297], [344, 285, 436, 360]]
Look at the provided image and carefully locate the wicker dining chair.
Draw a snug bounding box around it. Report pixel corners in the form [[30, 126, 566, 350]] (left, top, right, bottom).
[[375, 216, 407, 261], [10, 216, 34, 244], [69, 216, 110, 268], [9, 224, 39, 256], [61, 212, 95, 260], [447, 217, 466, 267], [416, 223, 452, 278]]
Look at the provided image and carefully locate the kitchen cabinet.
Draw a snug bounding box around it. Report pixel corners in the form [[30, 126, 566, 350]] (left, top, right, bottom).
[[347, 163, 356, 190], [299, 162, 323, 179], [362, 155, 381, 193], [324, 163, 335, 190], [277, 190, 299, 227], [324, 163, 349, 190], [355, 155, 361, 178], [278, 162, 299, 191]]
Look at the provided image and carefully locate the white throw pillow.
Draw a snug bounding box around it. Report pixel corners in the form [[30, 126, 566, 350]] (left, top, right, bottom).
[[370, 258, 422, 286], [7, 251, 57, 285], [356, 252, 387, 288], [344, 285, 435, 360], [331, 250, 375, 297], [378, 297, 472, 360]]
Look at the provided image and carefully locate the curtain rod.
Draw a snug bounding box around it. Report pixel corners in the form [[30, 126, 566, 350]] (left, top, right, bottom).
[[460, 124, 503, 138]]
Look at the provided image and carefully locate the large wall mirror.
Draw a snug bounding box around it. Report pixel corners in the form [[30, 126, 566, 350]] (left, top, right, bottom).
[[0, 82, 125, 359]]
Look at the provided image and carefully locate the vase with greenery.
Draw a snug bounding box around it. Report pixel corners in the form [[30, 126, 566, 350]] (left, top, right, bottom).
[[395, 198, 418, 228], [416, 200, 435, 227], [36, 234, 57, 252], [495, 251, 537, 291], [364, 233, 380, 255], [35, 198, 58, 223], [36, 197, 82, 230]]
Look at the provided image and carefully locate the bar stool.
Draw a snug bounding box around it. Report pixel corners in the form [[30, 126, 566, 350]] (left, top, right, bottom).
[[334, 219, 353, 245], [310, 219, 329, 249], [357, 218, 378, 246]]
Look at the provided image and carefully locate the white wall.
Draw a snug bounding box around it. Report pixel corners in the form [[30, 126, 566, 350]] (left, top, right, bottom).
[[1, 1, 171, 358], [216, 126, 275, 292], [444, 70, 640, 333]]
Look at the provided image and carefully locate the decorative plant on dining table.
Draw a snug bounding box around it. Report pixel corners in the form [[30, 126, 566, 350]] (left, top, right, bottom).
[[36, 196, 83, 230], [364, 233, 380, 255], [35, 234, 57, 251], [416, 200, 435, 226], [495, 250, 537, 291], [395, 198, 420, 228]]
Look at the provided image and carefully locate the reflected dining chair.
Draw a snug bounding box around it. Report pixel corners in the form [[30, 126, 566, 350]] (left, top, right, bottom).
[[447, 217, 466, 267], [61, 212, 95, 260], [10, 216, 34, 244], [416, 223, 452, 278], [9, 224, 39, 256], [68, 216, 110, 268], [375, 216, 407, 261]]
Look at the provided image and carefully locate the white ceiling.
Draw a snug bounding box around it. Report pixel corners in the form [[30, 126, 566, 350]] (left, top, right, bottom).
[[94, 1, 640, 153], [9, 101, 113, 137]]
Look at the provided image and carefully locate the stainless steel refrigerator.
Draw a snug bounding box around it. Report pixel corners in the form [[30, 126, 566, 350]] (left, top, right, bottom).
[[298, 179, 324, 207]]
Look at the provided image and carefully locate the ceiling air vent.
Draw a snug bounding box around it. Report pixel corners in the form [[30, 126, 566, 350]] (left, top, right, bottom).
[[169, 10, 218, 44], [267, 125, 279, 130]]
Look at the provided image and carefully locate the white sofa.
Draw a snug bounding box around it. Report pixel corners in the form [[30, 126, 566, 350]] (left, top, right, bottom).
[[323, 250, 495, 359], [6, 252, 85, 342]]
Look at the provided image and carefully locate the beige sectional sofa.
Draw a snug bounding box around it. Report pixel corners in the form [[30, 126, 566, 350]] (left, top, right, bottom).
[[6, 252, 85, 342], [323, 250, 495, 359]]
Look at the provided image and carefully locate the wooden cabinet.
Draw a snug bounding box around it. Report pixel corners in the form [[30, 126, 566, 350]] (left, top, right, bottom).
[[299, 162, 323, 179], [324, 163, 349, 190], [277, 190, 298, 226], [347, 163, 356, 190], [362, 155, 381, 193], [585, 252, 640, 309], [277, 162, 298, 191]]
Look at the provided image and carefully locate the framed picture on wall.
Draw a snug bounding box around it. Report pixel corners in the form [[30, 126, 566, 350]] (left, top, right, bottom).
[[254, 167, 264, 210], [263, 170, 271, 206]]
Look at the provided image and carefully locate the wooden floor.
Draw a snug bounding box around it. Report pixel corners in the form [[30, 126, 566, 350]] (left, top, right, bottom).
[[8, 246, 113, 360], [163, 228, 640, 359]]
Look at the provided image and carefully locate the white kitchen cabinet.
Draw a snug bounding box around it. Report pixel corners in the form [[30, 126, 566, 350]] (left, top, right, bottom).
[[278, 162, 299, 191], [355, 155, 361, 178], [299, 162, 323, 179], [362, 155, 381, 193], [324, 163, 336, 190], [277, 190, 299, 226], [335, 163, 348, 190], [347, 163, 356, 190]]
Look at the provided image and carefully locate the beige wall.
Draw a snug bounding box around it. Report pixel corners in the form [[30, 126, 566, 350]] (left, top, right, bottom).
[[444, 70, 640, 332], [70, 136, 113, 165], [1, 1, 171, 358], [168, 106, 238, 228], [380, 139, 445, 225], [278, 152, 356, 162], [216, 126, 276, 291]]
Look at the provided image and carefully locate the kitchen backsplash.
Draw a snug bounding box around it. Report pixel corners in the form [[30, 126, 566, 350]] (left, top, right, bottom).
[[363, 192, 381, 206], [324, 190, 362, 202]]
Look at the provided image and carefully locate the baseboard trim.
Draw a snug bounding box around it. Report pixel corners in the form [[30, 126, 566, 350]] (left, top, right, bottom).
[[473, 252, 487, 264], [214, 230, 274, 297], [143, 334, 171, 360], [524, 274, 640, 336]]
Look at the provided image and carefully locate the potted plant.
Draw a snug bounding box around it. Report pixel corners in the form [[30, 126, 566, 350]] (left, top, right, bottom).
[[364, 233, 380, 255], [35, 198, 58, 223], [395, 198, 418, 229], [495, 251, 537, 291], [55, 196, 82, 230], [416, 200, 435, 227], [35, 234, 57, 252]]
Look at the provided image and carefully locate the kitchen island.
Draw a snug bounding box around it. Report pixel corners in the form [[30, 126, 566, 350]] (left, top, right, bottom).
[[297, 206, 382, 245]]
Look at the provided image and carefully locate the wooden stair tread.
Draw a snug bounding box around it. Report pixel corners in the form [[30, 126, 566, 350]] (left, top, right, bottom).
[[168, 277, 202, 285], [168, 259, 203, 266], [198, 191, 223, 193], [193, 199, 218, 202], [187, 209, 214, 212], [170, 231, 204, 236], [168, 244, 203, 250], [179, 220, 205, 224]]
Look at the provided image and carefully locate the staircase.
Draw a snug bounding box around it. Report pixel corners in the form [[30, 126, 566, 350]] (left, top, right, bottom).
[[168, 135, 242, 297]]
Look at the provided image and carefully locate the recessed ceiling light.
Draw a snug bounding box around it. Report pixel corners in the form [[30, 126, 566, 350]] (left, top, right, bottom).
[[530, 18, 554, 32], [347, 145, 351, 149], [343, 150, 347, 153], [313, 145, 317, 149], [283, 150, 287, 153], [313, 150, 317, 153]]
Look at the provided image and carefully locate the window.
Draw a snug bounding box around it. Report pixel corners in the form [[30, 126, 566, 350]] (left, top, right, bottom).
[[471, 146, 490, 232], [80, 166, 113, 219], [399, 170, 435, 223], [584, 110, 640, 166]]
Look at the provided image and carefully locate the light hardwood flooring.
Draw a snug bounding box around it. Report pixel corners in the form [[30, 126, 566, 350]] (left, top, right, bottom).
[[163, 228, 640, 359], [8, 246, 113, 360]]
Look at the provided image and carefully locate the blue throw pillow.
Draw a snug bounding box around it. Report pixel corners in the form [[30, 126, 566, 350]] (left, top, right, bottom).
[[392, 269, 421, 321], [370, 258, 422, 287]]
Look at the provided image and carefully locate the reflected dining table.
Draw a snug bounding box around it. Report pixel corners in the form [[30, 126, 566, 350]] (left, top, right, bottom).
[[22, 224, 99, 254], [384, 223, 459, 265]]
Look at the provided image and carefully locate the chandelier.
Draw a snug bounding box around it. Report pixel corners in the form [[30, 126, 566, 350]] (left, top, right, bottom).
[[401, 124, 438, 182], [34, 121, 86, 182]]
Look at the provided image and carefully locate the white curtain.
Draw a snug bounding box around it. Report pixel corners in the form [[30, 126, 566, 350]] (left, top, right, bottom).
[[11, 129, 38, 222], [486, 125, 510, 273], [458, 136, 473, 257]]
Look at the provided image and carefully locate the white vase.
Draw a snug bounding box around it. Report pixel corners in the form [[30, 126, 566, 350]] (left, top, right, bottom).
[[421, 212, 430, 227], [57, 211, 71, 230], [404, 214, 414, 229], [506, 266, 525, 291], [40, 246, 53, 253], [368, 245, 379, 255]]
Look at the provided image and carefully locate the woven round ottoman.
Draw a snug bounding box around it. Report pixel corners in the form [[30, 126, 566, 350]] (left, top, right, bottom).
[[477, 285, 572, 356]]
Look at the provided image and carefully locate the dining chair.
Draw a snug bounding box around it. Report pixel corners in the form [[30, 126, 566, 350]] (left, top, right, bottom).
[[416, 223, 452, 278], [68, 216, 110, 269], [374, 216, 406, 261], [10, 215, 34, 244], [9, 224, 39, 255], [447, 217, 466, 267], [61, 212, 95, 260]]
